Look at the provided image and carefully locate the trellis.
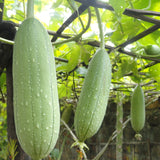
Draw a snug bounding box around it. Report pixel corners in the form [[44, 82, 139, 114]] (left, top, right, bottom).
[[1, 0, 160, 71], [49, 1, 160, 62]]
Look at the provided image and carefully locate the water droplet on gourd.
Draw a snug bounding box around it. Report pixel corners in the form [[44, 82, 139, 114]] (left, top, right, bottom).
[[26, 119, 30, 123], [46, 127, 49, 130], [35, 49, 38, 53], [54, 130, 58, 134], [36, 124, 40, 128], [29, 48, 32, 52], [37, 145, 40, 149], [25, 101, 28, 106], [30, 141, 33, 146], [32, 58, 35, 62]]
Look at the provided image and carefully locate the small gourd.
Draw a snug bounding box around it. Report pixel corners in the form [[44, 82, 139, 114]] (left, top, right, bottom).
[[131, 84, 145, 140]]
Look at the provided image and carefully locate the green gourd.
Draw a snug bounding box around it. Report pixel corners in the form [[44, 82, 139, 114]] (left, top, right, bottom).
[[144, 45, 160, 56], [61, 106, 72, 126], [13, 17, 60, 160], [131, 84, 145, 136], [74, 48, 112, 142]]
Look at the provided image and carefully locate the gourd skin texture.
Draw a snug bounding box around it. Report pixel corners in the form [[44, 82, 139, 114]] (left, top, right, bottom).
[[131, 84, 145, 133], [13, 18, 60, 160], [74, 48, 111, 142]]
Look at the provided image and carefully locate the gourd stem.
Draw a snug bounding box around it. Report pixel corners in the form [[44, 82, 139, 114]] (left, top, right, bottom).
[[94, 7, 104, 49], [27, 0, 34, 18]]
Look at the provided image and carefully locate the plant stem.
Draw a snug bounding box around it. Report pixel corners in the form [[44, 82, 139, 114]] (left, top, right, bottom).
[[0, 37, 14, 45], [94, 7, 104, 49], [27, 0, 34, 19], [93, 117, 130, 160], [52, 8, 91, 46], [61, 120, 88, 160], [23, 0, 26, 19], [116, 93, 123, 160]]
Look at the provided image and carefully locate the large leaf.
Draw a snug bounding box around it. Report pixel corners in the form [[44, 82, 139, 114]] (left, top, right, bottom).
[[66, 44, 81, 72], [111, 16, 141, 44], [109, 0, 126, 17], [81, 45, 93, 65], [148, 63, 160, 89], [113, 57, 138, 80], [58, 78, 73, 98], [133, 0, 160, 11], [52, 0, 63, 9]]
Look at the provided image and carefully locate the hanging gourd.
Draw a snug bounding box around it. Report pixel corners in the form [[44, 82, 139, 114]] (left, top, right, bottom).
[[13, 0, 60, 159]]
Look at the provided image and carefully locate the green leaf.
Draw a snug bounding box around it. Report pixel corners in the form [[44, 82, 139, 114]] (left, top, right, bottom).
[[0, 73, 6, 88], [111, 17, 141, 43], [149, 63, 160, 82], [81, 45, 93, 65], [113, 58, 138, 79], [67, 0, 78, 11], [58, 82, 72, 98], [66, 44, 81, 72], [52, 0, 63, 9], [56, 62, 68, 72], [15, 9, 25, 21], [109, 0, 126, 17], [133, 0, 151, 10], [150, 0, 160, 11], [147, 63, 160, 89], [138, 26, 160, 45]]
